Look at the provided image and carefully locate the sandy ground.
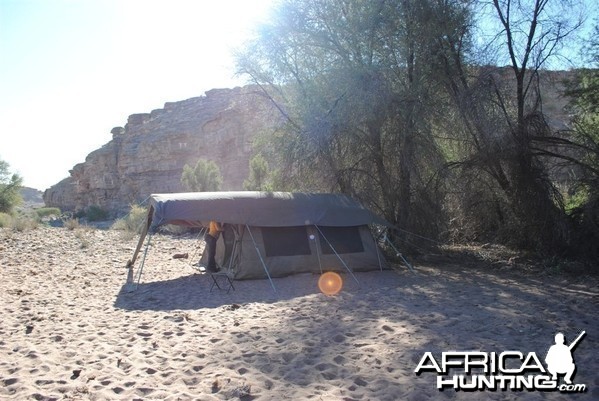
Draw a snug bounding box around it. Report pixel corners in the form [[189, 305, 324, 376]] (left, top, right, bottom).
[[0, 226, 597, 401]]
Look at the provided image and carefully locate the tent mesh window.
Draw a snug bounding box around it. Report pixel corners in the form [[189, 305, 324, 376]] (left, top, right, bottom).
[[262, 226, 312, 257], [319, 226, 364, 254]]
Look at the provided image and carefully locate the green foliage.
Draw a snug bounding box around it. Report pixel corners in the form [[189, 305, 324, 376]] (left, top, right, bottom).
[[237, 0, 463, 235], [0, 212, 39, 231], [561, 23, 599, 260], [11, 215, 39, 232], [0, 158, 23, 213], [0, 212, 12, 227], [243, 154, 272, 191], [34, 207, 61, 218], [85, 205, 109, 222], [564, 186, 590, 215], [567, 49, 599, 182], [181, 159, 222, 192], [235, 0, 595, 259], [112, 204, 149, 234]]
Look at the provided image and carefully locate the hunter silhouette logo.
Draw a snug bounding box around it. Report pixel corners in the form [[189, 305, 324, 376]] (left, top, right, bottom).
[[545, 331, 585, 385], [414, 330, 587, 393]]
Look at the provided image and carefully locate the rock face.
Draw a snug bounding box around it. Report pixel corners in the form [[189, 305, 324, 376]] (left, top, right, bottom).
[[44, 86, 280, 213]]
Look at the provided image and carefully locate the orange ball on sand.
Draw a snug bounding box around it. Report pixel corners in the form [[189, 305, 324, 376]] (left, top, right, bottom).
[[318, 272, 343, 296]]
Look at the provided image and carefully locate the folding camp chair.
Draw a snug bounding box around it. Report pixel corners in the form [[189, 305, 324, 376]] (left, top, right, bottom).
[[208, 269, 235, 293], [207, 230, 240, 294]]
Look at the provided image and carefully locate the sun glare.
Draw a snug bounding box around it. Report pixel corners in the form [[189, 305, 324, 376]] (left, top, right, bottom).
[[318, 272, 343, 296]]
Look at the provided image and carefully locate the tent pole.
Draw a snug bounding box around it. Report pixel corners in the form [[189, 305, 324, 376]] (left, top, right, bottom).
[[126, 206, 153, 273], [384, 233, 415, 273], [314, 225, 359, 285], [228, 225, 242, 272], [189, 226, 207, 267], [374, 232, 383, 272], [227, 227, 240, 272], [245, 225, 277, 293], [310, 232, 323, 274], [134, 232, 153, 289]]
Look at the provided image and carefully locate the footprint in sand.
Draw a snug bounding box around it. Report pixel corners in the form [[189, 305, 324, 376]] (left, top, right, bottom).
[[332, 334, 345, 343], [333, 355, 346, 364], [281, 352, 295, 363], [354, 377, 368, 387], [3, 378, 18, 386]]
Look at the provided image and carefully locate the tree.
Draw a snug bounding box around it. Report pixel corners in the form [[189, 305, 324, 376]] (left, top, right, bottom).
[[0, 158, 23, 213], [243, 154, 272, 191], [436, 0, 585, 251], [563, 22, 599, 258], [488, 0, 585, 250], [181, 159, 222, 192], [237, 0, 470, 239]]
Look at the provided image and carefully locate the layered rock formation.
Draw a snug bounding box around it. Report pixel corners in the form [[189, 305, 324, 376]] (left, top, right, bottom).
[[44, 86, 280, 213]]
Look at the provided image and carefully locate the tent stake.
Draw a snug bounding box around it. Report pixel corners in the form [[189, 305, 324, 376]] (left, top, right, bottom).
[[384, 234, 415, 273], [246, 225, 277, 293], [315, 225, 359, 285]]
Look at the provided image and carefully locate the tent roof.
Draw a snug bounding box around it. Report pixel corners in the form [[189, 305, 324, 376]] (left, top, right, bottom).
[[149, 191, 389, 228]]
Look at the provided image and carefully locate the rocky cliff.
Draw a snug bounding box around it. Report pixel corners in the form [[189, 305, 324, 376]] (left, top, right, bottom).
[[43, 86, 280, 213]]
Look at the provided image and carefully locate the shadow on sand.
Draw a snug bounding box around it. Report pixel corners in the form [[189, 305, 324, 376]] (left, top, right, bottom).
[[113, 271, 341, 311]]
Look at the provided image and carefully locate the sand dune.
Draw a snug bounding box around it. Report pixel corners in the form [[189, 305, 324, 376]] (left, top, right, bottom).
[[1, 226, 597, 400]]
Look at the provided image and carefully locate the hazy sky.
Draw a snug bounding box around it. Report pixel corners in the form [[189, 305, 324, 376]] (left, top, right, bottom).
[[0, 0, 275, 190]]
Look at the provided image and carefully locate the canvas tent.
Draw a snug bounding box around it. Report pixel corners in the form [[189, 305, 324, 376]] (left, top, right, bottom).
[[126, 191, 390, 288]]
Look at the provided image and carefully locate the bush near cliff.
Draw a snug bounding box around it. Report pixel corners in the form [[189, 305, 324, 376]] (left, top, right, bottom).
[[181, 159, 222, 192], [0, 158, 23, 214], [0, 211, 39, 231], [34, 207, 61, 219], [111, 204, 149, 234], [75, 205, 109, 222]]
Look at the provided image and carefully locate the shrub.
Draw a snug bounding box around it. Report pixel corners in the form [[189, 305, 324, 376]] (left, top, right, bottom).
[[181, 159, 222, 192], [35, 207, 61, 218], [64, 218, 80, 230], [0, 212, 12, 228], [75, 229, 90, 249], [111, 204, 148, 234], [0, 158, 23, 213], [0, 213, 39, 231], [85, 205, 109, 221], [243, 154, 272, 191]]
